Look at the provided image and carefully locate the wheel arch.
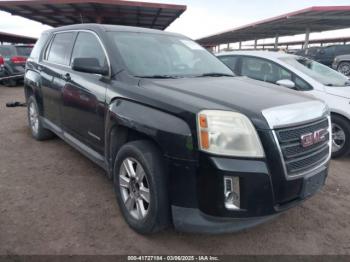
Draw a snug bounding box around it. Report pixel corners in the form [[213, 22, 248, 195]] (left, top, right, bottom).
[[105, 99, 196, 176]]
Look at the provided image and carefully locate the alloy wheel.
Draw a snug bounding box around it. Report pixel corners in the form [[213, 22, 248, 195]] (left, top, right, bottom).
[[119, 157, 150, 220], [338, 62, 350, 76], [29, 102, 39, 135], [332, 123, 346, 153]]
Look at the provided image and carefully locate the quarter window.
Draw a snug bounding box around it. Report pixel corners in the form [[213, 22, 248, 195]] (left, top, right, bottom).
[[70, 32, 107, 68], [46, 32, 75, 65]]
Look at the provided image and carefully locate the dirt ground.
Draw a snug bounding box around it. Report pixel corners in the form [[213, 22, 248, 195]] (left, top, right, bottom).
[[0, 85, 350, 255]]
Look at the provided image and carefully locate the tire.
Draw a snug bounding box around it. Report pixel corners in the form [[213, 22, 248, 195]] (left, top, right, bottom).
[[331, 114, 350, 158], [113, 140, 169, 234], [337, 61, 350, 76], [1, 69, 17, 87], [27, 96, 54, 140]]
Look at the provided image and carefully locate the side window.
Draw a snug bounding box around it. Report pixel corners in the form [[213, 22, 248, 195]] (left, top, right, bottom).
[[219, 56, 239, 74], [241, 57, 292, 84], [294, 76, 313, 91], [46, 32, 75, 65], [70, 32, 107, 68]]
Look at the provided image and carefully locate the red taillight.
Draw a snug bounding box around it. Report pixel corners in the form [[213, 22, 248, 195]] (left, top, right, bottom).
[[0, 56, 4, 65], [11, 56, 27, 64]]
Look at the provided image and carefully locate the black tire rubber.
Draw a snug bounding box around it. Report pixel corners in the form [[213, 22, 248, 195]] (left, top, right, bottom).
[[337, 61, 350, 76], [331, 114, 350, 158], [1, 69, 17, 87], [27, 96, 54, 141], [113, 140, 170, 234]]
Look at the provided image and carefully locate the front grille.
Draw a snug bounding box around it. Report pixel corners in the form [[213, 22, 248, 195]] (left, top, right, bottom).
[[275, 118, 330, 177]]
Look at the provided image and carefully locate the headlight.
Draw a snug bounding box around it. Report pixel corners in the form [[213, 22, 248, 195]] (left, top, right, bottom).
[[197, 110, 265, 157]]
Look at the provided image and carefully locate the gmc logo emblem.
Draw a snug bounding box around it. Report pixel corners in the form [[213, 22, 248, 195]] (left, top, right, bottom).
[[301, 128, 328, 148]]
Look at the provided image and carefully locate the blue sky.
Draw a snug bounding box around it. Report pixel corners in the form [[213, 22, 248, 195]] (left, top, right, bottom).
[[1, 0, 350, 46]]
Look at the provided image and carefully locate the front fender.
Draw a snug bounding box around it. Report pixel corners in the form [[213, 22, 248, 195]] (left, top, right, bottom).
[[106, 99, 196, 162]]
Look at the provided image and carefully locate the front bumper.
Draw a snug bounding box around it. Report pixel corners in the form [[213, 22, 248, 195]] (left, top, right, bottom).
[[172, 205, 279, 234], [168, 152, 328, 233]]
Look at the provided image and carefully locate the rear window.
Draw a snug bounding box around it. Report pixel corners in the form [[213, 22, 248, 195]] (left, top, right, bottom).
[[16, 46, 33, 57], [46, 32, 75, 66], [0, 46, 15, 58]]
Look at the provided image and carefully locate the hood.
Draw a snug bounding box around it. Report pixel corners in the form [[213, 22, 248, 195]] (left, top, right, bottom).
[[140, 76, 318, 129], [324, 86, 350, 99]]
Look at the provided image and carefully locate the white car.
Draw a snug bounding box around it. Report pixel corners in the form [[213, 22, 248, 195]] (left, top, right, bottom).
[[217, 51, 350, 158]]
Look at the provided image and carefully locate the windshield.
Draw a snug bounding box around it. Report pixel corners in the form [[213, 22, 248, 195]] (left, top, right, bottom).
[[108, 31, 233, 78], [281, 56, 349, 87]]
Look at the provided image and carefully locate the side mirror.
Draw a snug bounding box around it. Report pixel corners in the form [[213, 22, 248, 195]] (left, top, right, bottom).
[[72, 58, 108, 76], [276, 79, 295, 89]]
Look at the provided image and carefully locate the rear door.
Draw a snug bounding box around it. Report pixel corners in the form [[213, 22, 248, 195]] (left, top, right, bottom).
[[41, 31, 77, 126], [61, 31, 109, 154]]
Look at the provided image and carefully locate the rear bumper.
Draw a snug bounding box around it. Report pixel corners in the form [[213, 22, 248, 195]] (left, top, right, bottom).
[[172, 205, 279, 234]]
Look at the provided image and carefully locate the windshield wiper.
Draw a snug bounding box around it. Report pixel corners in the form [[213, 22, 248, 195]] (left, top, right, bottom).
[[135, 75, 181, 79], [195, 73, 234, 77]]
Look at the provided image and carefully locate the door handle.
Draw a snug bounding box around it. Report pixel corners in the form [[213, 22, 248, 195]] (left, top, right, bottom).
[[62, 73, 71, 81]]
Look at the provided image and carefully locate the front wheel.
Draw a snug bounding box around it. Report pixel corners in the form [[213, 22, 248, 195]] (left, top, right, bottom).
[[113, 140, 169, 234], [331, 115, 350, 158]]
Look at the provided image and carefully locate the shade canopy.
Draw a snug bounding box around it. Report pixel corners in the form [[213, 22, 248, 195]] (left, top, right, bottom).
[[0, 31, 37, 44], [0, 0, 186, 30], [197, 6, 350, 46], [252, 36, 350, 47]]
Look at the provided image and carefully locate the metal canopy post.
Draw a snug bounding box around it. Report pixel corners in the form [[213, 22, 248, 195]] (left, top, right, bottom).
[[303, 27, 310, 49], [254, 39, 257, 49], [274, 34, 279, 49], [239, 41, 242, 50]]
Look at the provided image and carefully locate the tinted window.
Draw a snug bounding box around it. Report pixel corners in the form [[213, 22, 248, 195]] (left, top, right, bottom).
[[241, 57, 292, 83], [70, 32, 107, 68], [0, 46, 15, 57], [16, 46, 33, 57], [46, 32, 75, 65], [219, 56, 239, 74]]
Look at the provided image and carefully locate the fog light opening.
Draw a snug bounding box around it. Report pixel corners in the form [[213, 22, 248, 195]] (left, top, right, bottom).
[[224, 176, 240, 210]]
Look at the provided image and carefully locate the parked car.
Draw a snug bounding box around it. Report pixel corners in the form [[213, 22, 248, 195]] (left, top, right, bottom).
[[332, 54, 350, 76], [25, 24, 331, 234], [0, 44, 33, 86], [296, 45, 350, 67], [0, 55, 4, 80], [217, 51, 350, 158]]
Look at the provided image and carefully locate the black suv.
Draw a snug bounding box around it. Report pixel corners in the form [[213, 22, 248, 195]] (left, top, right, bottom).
[[25, 24, 331, 234], [0, 44, 32, 86], [296, 44, 350, 67]]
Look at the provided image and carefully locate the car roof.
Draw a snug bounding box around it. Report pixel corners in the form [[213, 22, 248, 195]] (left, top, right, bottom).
[[217, 50, 296, 60], [44, 23, 185, 38]]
